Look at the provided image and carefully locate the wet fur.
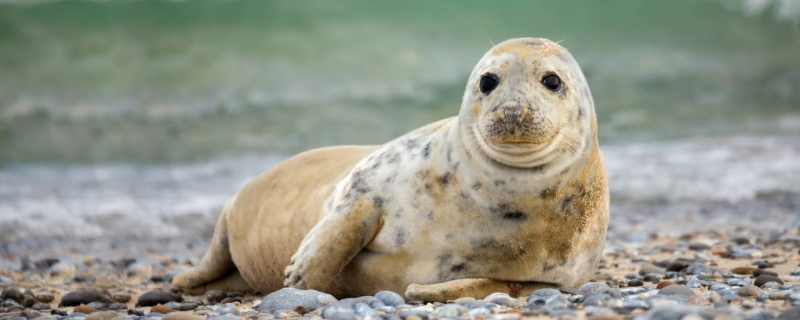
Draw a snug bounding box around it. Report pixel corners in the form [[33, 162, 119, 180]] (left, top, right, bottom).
[[172, 38, 609, 301]]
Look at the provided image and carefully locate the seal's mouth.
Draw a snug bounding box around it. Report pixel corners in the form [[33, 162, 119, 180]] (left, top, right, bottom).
[[469, 122, 562, 169]]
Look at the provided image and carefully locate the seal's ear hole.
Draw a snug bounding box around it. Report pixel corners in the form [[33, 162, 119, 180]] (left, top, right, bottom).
[[479, 74, 499, 95], [541, 74, 562, 92]]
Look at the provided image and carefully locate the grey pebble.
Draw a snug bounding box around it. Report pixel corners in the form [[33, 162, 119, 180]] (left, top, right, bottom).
[[566, 295, 583, 304], [711, 283, 731, 291], [374, 291, 404, 307], [726, 278, 751, 286], [687, 279, 703, 289], [259, 288, 337, 314], [745, 310, 778, 320], [434, 304, 465, 318], [577, 282, 620, 298], [216, 307, 239, 316], [204, 316, 241, 320], [397, 309, 428, 320], [454, 300, 498, 310], [643, 274, 662, 283], [639, 265, 665, 276], [467, 308, 490, 318], [322, 305, 357, 320], [375, 306, 396, 314], [585, 306, 616, 317], [657, 285, 695, 297], [242, 310, 258, 318], [483, 292, 518, 307], [162, 302, 180, 310], [545, 309, 576, 318], [354, 303, 376, 318], [583, 294, 621, 308], [621, 299, 650, 311], [779, 307, 800, 320]]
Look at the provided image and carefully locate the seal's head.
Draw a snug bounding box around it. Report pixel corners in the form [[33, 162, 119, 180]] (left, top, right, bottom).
[[458, 38, 595, 170]]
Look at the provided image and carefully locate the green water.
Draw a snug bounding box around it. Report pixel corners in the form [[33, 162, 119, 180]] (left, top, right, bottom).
[[1, 0, 799, 164]]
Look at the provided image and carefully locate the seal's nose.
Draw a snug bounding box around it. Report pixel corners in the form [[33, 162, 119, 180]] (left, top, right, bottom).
[[503, 105, 524, 134]]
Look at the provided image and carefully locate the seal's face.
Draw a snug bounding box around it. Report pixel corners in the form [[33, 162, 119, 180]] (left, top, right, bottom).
[[459, 38, 594, 169]]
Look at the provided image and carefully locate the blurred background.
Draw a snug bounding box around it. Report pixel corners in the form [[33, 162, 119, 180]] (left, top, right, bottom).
[[0, 0, 799, 240]]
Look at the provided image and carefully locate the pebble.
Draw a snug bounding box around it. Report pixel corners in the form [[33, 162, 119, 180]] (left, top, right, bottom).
[[433, 304, 465, 318], [655, 281, 675, 289], [216, 307, 238, 316], [638, 265, 665, 276], [149, 306, 172, 314], [137, 291, 182, 307], [666, 259, 695, 272], [482, 292, 518, 307], [583, 294, 621, 308], [73, 306, 96, 314], [643, 273, 662, 283], [162, 314, 203, 320], [1, 288, 24, 303], [780, 307, 800, 320], [577, 282, 620, 298], [111, 293, 131, 304], [258, 288, 337, 314], [754, 275, 784, 287], [18, 310, 40, 320], [374, 291, 404, 307], [686, 294, 709, 305], [657, 285, 695, 296], [754, 269, 779, 278], [85, 312, 120, 320], [731, 267, 756, 275], [737, 285, 761, 297], [627, 279, 643, 287], [60, 291, 102, 307]]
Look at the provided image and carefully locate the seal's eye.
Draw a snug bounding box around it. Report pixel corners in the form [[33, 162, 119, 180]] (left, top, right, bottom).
[[541, 74, 562, 91], [479, 74, 499, 95]]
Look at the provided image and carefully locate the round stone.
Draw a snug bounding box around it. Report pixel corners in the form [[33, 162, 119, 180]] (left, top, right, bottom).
[[258, 288, 337, 314], [374, 291, 404, 307], [638, 265, 665, 276], [736, 285, 761, 297], [137, 291, 182, 307], [754, 275, 784, 287], [657, 285, 695, 297], [577, 282, 621, 299], [60, 291, 103, 307]]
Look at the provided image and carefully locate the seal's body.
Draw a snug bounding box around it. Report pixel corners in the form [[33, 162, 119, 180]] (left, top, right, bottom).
[[172, 38, 609, 301]]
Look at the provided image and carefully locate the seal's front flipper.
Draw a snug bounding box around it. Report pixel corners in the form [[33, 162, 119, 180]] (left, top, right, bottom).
[[405, 278, 556, 302], [284, 197, 382, 292]]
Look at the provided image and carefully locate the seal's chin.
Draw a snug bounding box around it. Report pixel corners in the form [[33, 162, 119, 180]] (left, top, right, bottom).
[[471, 126, 562, 169]]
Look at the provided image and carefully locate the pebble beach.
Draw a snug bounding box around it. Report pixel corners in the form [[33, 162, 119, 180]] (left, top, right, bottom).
[[1, 225, 799, 320]]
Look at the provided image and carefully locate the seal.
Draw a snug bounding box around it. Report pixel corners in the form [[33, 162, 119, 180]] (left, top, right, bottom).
[[171, 37, 609, 302]]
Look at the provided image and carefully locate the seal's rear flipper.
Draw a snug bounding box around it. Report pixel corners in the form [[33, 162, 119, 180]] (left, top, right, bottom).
[[171, 197, 243, 293], [405, 278, 556, 302]]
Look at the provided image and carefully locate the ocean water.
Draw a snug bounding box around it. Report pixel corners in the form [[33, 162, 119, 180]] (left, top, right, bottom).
[[0, 0, 799, 239]]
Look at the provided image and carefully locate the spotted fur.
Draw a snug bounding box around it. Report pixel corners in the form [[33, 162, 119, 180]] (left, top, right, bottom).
[[171, 38, 609, 302]]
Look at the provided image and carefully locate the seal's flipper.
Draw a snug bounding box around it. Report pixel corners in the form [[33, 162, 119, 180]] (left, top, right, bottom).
[[405, 278, 555, 302], [171, 197, 240, 293], [284, 197, 382, 292]]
